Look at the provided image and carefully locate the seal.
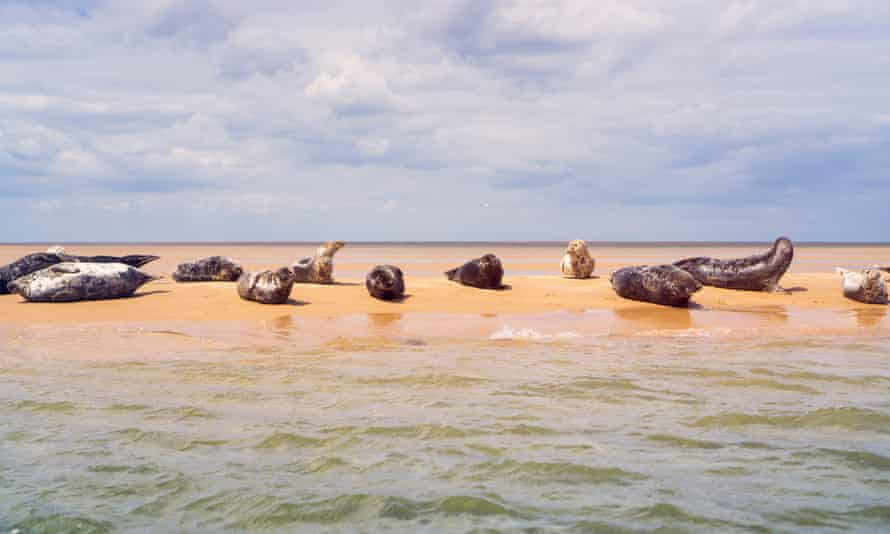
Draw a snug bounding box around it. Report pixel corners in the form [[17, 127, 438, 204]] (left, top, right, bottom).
[[292, 241, 345, 284], [673, 237, 794, 292], [237, 267, 295, 304], [445, 254, 504, 289], [610, 264, 703, 307], [173, 256, 243, 282], [0, 248, 159, 294], [836, 267, 888, 305], [7, 262, 158, 302], [560, 239, 595, 279], [366, 264, 405, 301]]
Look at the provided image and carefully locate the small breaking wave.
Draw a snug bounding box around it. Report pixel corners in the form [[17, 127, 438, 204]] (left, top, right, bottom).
[[489, 326, 582, 341]]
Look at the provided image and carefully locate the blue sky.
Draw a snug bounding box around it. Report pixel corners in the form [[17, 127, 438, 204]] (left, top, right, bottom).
[[1, 0, 889, 242]]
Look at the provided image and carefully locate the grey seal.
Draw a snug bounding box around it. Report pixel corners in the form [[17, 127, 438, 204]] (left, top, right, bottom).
[[366, 265, 405, 301], [0, 247, 159, 294], [173, 256, 243, 282], [673, 237, 794, 292], [7, 262, 158, 302], [237, 267, 295, 304], [837, 267, 888, 305], [292, 241, 345, 284], [445, 254, 504, 289], [560, 239, 595, 279], [610, 265, 703, 307]]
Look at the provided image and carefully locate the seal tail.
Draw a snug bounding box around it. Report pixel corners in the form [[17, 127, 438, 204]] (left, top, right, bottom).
[[120, 255, 161, 268], [444, 267, 459, 281], [880, 267, 890, 274]]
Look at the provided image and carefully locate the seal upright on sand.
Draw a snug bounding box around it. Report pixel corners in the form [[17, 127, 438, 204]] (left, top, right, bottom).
[[237, 267, 295, 304], [673, 237, 794, 292], [292, 241, 345, 284], [610, 265, 703, 307], [173, 256, 243, 282], [560, 239, 595, 279], [445, 254, 504, 289], [836, 267, 888, 305], [7, 263, 158, 302], [0, 247, 159, 294], [366, 265, 405, 301]]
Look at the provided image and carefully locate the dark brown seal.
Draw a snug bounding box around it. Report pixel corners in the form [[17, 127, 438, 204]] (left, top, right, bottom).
[[366, 265, 405, 300], [673, 237, 794, 292], [173, 256, 243, 282], [445, 254, 504, 289], [610, 264, 703, 307]]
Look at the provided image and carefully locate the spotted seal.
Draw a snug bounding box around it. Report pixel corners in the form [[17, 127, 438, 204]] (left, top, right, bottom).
[[366, 265, 405, 300], [836, 267, 888, 305], [237, 267, 295, 304], [0, 247, 159, 294], [7, 263, 158, 302], [292, 241, 345, 284], [560, 239, 595, 279], [173, 256, 243, 282], [673, 237, 794, 292], [610, 264, 703, 307], [445, 254, 504, 289]]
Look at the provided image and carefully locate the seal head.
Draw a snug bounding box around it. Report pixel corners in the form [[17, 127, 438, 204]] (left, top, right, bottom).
[[292, 241, 345, 284], [173, 256, 243, 282], [673, 237, 794, 292], [610, 264, 703, 307], [238, 267, 295, 304], [560, 239, 595, 279], [366, 265, 406, 301], [837, 267, 888, 305], [445, 254, 504, 289]]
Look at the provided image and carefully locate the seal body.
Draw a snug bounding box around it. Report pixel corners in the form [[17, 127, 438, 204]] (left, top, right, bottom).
[[292, 241, 345, 284], [560, 239, 595, 279], [366, 265, 405, 300], [673, 237, 794, 292], [237, 267, 295, 304], [0, 249, 159, 294], [445, 254, 504, 289], [173, 256, 243, 282], [837, 268, 888, 305], [7, 263, 158, 302], [610, 265, 703, 307]]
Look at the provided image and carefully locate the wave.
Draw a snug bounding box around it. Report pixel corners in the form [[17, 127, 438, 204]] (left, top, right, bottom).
[[489, 326, 582, 341], [691, 407, 890, 432]]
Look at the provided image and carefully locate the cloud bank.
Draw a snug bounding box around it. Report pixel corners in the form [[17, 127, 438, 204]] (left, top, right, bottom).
[[2, 0, 889, 241]]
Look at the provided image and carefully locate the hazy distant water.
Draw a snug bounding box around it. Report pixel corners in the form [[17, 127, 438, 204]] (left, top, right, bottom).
[[2, 333, 890, 532]]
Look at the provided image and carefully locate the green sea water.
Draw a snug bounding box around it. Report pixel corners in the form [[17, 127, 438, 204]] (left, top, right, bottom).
[[2, 328, 889, 533]]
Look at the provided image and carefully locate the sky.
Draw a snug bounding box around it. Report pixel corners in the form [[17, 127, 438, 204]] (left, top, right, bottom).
[[1, 0, 889, 242]]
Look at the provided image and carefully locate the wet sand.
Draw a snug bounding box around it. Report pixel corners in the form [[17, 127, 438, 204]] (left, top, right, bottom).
[[1, 243, 889, 339]]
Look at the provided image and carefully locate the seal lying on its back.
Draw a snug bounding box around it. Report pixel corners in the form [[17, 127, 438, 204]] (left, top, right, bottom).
[[0, 247, 159, 294], [610, 265, 703, 307], [837, 267, 888, 305], [445, 254, 504, 289], [237, 268, 295, 304], [7, 263, 158, 302], [366, 265, 405, 300], [560, 239, 595, 279], [673, 237, 794, 292], [292, 241, 345, 284], [173, 256, 243, 282]]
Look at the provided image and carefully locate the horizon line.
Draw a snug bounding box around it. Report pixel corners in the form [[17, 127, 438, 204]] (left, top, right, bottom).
[[3, 240, 890, 247]]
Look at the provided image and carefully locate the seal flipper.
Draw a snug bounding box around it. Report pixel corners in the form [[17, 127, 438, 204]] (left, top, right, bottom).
[[444, 267, 459, 281], [51, 264, 81, 274], [119, 255, 160, 268]]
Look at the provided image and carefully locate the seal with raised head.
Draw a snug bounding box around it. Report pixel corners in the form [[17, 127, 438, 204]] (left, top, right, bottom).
[[173, 256, 243, 282], [445, 254, 504, 289], [610, 264, 703, 307], [7, 263, 158, 302], [237, 267, 295, 304], [837, 267, 888, 305], [366, 265, 405, 301], [292, 241, 345, 284], [560, 239, 595, 279], [673, 237, 794, 292], [0, 247, 159, 294]]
